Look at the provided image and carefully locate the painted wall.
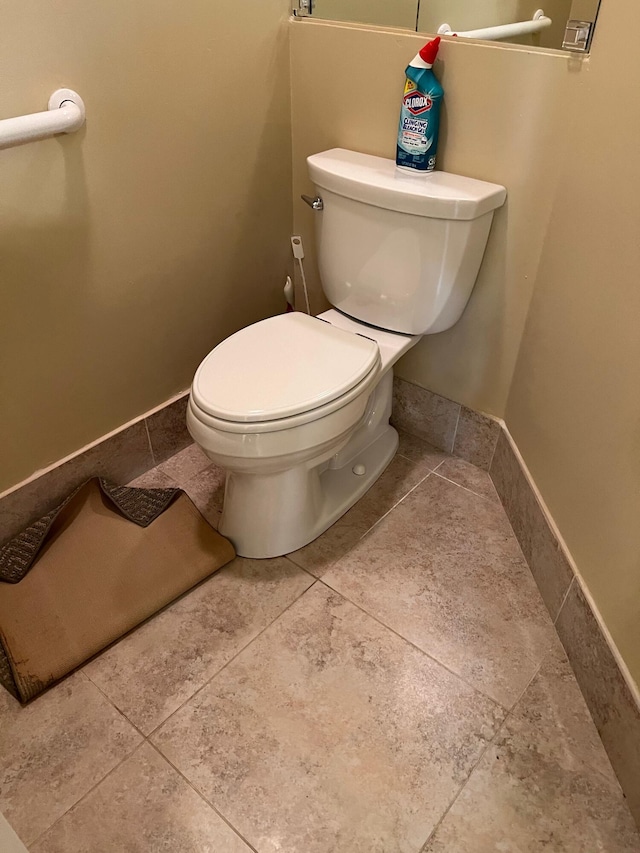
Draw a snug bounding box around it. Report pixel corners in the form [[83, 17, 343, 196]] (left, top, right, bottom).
[[0, 0, 292, 493], [505, 0, 640, 684], [313, 0, 418, 30], [290, 20, 583, 417]]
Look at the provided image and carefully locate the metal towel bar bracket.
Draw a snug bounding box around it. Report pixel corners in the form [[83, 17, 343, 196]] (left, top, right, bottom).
[[0, 89, 86, 150]]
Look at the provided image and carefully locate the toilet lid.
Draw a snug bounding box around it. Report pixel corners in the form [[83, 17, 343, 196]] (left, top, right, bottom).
[[192, 313, 380, 423]]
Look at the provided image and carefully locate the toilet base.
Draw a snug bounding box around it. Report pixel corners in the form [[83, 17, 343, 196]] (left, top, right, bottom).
[[218, 424, 398, 559]]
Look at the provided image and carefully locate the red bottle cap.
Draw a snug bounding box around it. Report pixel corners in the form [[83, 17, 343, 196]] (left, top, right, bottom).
[[419, 37, 441, 65]]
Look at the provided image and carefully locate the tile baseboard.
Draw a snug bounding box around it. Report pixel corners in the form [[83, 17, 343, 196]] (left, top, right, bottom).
[[1, 374, 492, 546], [555, 579, 640, 828], [0, 392, 190, 547], [392, 375, 640, 829], [489, 427, 640, 830], [391, 376, 501, 470]]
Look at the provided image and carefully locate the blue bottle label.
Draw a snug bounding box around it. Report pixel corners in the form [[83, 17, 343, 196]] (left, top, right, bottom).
[[396, 72, 442, 172]]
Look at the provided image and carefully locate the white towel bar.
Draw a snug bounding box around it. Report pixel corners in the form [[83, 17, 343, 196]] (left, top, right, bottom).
[[0, 89, 85, 150], [438, 9, 552, 41]]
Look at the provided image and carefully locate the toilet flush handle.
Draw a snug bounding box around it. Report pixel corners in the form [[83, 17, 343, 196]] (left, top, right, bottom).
[[301, 194, 324, 211]]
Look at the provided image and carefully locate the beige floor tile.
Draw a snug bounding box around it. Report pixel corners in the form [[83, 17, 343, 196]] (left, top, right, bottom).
[[396, 431, 450, 468], [127, 467, 176, 489], [288, 454, 432, 577], [31, 743, 252, 853], [152, 583, 505, 853], [179, 463, 227, 528], [423, 641, 640, 852], [158, 443, 212, 485], [84, 557, 313, 735], [435, 458, 501, 504], [0, 673, 142, 846], [322, 475, 557, 708]]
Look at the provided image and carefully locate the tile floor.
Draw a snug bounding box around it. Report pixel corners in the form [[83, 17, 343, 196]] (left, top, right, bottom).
[[1, 434, 639, 852]]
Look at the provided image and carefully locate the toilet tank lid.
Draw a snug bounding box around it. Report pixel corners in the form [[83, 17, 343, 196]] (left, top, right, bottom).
[[308, 149, 506, 220]]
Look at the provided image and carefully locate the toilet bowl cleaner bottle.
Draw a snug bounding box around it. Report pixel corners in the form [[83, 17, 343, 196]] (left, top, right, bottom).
[[396, 37, 443, 173]]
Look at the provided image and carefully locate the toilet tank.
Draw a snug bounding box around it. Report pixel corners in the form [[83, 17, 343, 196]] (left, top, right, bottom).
[[307, 149, 506, 335]]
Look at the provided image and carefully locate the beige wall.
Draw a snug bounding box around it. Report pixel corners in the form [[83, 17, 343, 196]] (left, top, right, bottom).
[[505, 0, 640, 684], [313, 0, 418, 30], [0, 0, 292, 493], [290, 20, 583, 417]]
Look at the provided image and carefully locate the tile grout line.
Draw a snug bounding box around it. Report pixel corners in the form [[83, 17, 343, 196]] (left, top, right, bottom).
[[450, 405, 462, 455], [345, 462, 440, 535], [145, 578, 320, 740], [487, 425, 501, 470], [316, 578, 509, 713], [27, 740, 149, 848], [418, 653, 547, 852], [418, 718, 507, 852], [431, 469, 500, 504], [29, 733, 258, 853], [81, 565, 316, 739], [61, 582, 322, 848], [80, 669, 148, 740], [553, 575, 575, 626], [53, 567, 547, 851], [76, 533, 315, 718], [397, 452, 450, 478], [486, 455, 571, 629], [484, 480, 554, 625], [286, 463, 440, 578], [298, 453, 543, 714], [485, 438, 605, 713], [284, 555, 322, 584], [70, 578, 325, 850], [145, 741, 260, 853], [143, 417, 156, 467]]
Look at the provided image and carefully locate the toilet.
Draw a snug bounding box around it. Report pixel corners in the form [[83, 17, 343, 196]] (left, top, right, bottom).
[[187, 149, 506, 558]]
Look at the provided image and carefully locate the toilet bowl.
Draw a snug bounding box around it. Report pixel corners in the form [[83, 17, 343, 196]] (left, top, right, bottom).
[[188, 148, 506, 558], [187, 309, 420, 558]]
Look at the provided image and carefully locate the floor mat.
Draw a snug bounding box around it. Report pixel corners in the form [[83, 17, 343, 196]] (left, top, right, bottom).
[[0, 478, 235, 702]]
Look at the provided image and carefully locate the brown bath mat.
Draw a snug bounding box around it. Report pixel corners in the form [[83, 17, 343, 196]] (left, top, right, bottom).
[[0, 478, 235, 702]]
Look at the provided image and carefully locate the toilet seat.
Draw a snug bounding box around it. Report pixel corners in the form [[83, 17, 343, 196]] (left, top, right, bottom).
[[191, 313, 380, 431]]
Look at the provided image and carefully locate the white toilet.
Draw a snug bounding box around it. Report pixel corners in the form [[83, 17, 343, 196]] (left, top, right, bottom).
[[187, 149, 506, 558]]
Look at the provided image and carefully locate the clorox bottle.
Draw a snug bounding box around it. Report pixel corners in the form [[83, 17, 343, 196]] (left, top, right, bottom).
[[396, 37, 443, 173]]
